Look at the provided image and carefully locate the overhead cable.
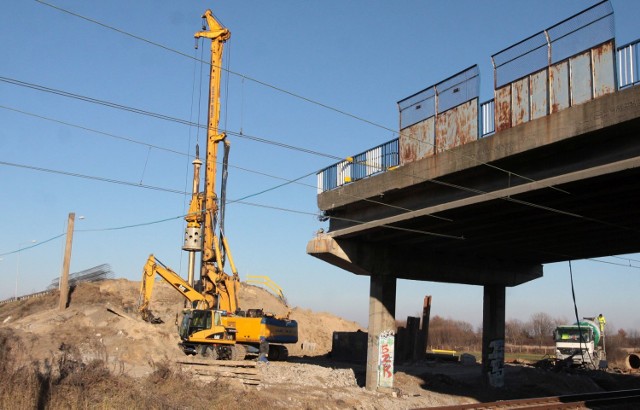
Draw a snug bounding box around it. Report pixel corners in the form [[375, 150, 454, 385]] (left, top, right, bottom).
[[0, 160, 186, 195], [0, 77, 626, 232], [0, 76, 339, 160], [34, 0, 566, 195]]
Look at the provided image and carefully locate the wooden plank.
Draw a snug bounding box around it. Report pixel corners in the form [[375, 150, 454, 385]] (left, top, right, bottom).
[[190, 372, 262, 381], [191, 375, 260, 386], [188, 367, 260, 376], [177, 359, 257, 368], [179, 359, 263, 387]]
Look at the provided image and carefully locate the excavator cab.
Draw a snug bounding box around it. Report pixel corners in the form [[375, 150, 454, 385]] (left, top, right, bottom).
[[179, 309, 211, 338], [178, 309, 236, 355]]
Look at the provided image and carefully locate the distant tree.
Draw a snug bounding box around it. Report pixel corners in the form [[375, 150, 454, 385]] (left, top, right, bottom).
[[617, 328, 627, 340], [605, 326, 629, 363], [529, 312, 555, 347], [628, 329, 640, 348], [553, 316, 568, 329], [427, 315, 478, 350], [505, 319, 528, 349]]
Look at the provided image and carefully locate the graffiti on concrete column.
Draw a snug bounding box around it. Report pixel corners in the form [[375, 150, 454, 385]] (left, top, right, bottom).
[[377, 330, 395, 388], [488, 338, 504, 387]]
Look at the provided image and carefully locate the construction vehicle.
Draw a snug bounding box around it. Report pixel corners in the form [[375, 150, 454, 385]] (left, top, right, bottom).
[[139, 255, 240, 359], [553, 317, 606, 368], [139, 254, 297, 360], [137, 9, 297, 361]]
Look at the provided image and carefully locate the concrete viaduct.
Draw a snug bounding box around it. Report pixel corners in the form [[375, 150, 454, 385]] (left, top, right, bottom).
[[306, 1, 640, 390]]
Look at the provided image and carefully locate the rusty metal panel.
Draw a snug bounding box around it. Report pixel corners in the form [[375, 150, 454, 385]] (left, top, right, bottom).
[[550, 61, 569, 114], [400, 117, 435, 165], [530, 69, 548, 120], [593, 41, 615, 98], [435, 99, 478, 153], [570, 51, 592, 106], [495, 85, 511, 132], [511, 77, 530, 126]]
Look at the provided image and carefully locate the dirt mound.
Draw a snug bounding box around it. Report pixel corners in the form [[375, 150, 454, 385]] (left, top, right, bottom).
[[0, 279, 362, 376], [3, 279, 638, 409]]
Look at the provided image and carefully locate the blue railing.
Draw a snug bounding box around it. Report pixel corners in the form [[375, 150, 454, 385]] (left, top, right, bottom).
[[480, 99, 495, 137], [317, 139, 399, 193], [618, 39, 640, 89]]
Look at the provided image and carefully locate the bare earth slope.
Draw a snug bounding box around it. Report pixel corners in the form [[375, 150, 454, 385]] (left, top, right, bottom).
[[1, 280, 639, 409], [0, 279, 363, 373]]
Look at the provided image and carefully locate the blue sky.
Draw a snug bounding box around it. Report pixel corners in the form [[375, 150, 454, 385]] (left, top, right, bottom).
[[2, 0, 640, 332]]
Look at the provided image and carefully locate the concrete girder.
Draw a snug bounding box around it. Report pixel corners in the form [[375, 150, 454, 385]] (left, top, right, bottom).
[[324, 155, 640, 240], [306, 235, 542, 286]]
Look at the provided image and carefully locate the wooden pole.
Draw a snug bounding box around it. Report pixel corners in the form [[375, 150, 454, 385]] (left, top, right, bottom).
[[59, 212, 75, 310]]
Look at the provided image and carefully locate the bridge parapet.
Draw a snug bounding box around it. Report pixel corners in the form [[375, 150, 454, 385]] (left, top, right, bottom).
[[317, 0, 637, 195], [492, 0, 615, 132]]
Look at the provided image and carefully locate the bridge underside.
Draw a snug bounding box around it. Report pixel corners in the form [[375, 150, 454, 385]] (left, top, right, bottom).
[[307, 85, 640, 390]]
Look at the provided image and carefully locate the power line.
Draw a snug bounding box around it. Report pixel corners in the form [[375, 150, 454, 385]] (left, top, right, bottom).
[[588, 256, 640, 268], [0, 76, 340, 160], [34, 0, 570, 197], [4, 6, 633, 235], [1, 3, 582, 226], [1, 104, 431, 219], [0, 156, 462, 240], [0, 104, 187, 157], [5, 6, 637, 267], [1, 75, 632, 235], [34, 0, 390, 137], [0, 233, 65, 257], [0, 160, 187, 195], [3, 209, 639, 271], [610, 255, 640, 265], [0, 157, 414, 235], [228, 201, 465, 240]]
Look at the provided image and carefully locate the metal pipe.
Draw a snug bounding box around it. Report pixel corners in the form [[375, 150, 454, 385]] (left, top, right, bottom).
[[186, 144, 203, 287]]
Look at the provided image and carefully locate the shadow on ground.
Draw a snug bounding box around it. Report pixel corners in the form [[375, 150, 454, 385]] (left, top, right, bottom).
[[288, 355, 640, 403]]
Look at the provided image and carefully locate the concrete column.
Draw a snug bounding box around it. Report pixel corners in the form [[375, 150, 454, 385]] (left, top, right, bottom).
[[481, 284, 506, 387], [365, 273, 397, 390]]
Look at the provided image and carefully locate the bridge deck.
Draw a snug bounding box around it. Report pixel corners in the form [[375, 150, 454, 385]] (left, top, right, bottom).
[[313, 85, 640, 279]]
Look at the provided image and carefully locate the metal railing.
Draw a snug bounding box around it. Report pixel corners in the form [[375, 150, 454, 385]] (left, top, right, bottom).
[[0, 289, 55, 305], [398, 65, 480, 130], [317, 139, 399, 193], [618, 39, 640, 89], [491, 0, 614, 88], [480, 99, 495, 137]]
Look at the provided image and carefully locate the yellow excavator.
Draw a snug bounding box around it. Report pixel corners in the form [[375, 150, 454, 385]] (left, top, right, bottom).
[[139, 255, 240, 359], [138, 9, 297, 361]]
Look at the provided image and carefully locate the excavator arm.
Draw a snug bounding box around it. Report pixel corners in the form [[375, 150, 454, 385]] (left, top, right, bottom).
[[138, 254, 210, 321]]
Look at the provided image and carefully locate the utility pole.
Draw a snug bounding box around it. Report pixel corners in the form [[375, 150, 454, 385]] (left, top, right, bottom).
[[59, 212, 75, 310]]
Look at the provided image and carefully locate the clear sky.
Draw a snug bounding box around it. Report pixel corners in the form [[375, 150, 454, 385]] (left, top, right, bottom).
[[2, 0, 640, 332]]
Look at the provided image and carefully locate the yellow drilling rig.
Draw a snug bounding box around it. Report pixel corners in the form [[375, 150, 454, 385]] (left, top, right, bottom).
[[138, 9, 297, 361]]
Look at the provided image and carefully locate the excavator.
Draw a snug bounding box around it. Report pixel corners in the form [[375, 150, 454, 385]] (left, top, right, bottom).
[[138, 9, 297, 361], [139, 255, 239, 359]]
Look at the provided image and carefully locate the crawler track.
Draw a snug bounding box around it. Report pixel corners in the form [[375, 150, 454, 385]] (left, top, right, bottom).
[[423, 388, 640, 409]]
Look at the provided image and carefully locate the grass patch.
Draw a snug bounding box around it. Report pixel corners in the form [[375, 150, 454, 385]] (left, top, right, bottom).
[[0, 328, 269, 410]]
